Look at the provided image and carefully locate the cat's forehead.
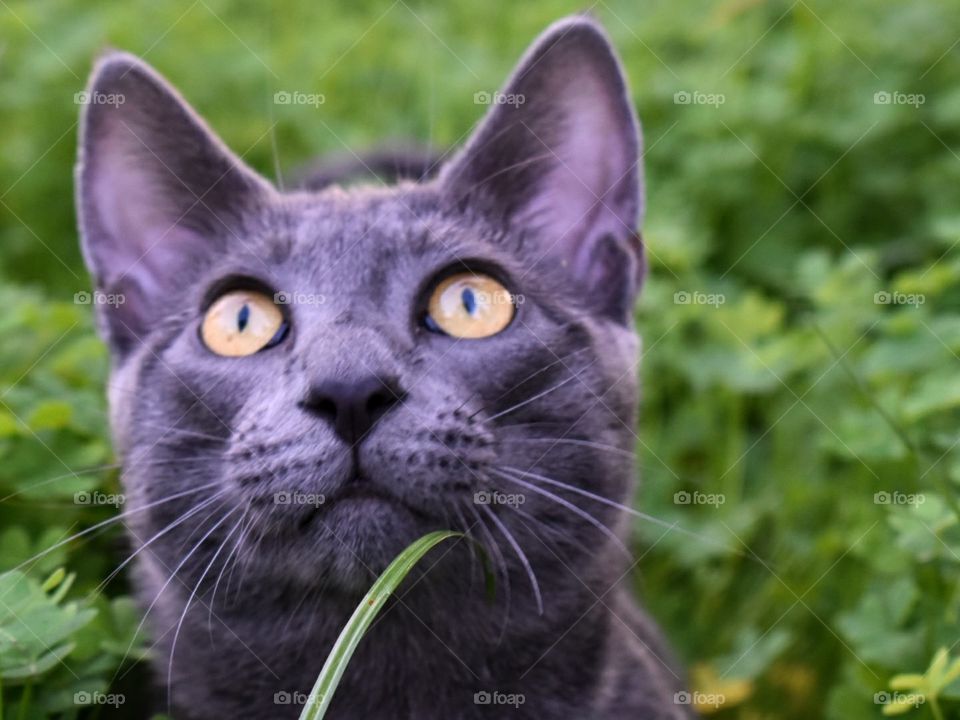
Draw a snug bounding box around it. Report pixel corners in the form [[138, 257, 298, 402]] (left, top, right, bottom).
[[249, 187, 499, 286]]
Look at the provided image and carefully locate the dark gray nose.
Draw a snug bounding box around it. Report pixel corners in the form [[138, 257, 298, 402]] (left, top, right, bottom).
[[300, 375, 403, 445]]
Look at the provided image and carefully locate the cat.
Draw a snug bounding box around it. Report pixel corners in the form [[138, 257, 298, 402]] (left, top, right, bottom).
[[76, 14, 694, 720]]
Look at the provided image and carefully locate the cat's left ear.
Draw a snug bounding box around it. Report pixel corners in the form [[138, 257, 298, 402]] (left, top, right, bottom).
[[76, 51, 274, 360], [440, 16, 644, 323]]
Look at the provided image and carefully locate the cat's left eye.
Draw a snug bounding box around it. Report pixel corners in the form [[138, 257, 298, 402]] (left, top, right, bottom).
[[201, 290, 287, 357], [425, 272, 515, 339]]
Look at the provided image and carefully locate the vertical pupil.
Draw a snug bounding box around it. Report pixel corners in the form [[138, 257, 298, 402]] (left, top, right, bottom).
[[461, 288, 477, 315], [237, 303, 250, 332]]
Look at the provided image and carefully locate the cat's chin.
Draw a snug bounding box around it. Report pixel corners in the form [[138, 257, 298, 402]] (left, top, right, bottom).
[[249, 491, 433, 592]]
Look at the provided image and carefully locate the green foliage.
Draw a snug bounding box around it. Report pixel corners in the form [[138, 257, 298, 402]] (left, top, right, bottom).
[[882, 647, 960, 718], [0, 567, 146, 718], [1, 0, 958, 717]]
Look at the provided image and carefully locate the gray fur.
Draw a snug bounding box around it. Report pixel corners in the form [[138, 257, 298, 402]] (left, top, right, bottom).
[[76, 15, 692, 719]]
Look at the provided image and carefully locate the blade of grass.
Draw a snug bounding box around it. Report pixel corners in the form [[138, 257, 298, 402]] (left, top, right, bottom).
[[298, 530, 463, 720]]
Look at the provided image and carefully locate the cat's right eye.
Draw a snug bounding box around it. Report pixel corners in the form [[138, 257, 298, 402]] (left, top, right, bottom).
[[425, 272, 515, 339], [201, 290, 287, 357]]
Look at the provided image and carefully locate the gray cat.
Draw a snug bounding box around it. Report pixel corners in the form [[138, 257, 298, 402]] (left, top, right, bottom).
[[76, 15, 693, 720]]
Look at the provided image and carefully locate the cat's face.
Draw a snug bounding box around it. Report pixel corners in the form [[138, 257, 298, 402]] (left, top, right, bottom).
[[76, 17, 645, 596]]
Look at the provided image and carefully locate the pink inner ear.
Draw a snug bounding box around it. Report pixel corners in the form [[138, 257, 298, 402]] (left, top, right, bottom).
[[78, 52, 273, 321], [514, 76, 638, 271], [90, 148, 149, 285], [89, 145, 197, 302], [77, 53, 283, 356]]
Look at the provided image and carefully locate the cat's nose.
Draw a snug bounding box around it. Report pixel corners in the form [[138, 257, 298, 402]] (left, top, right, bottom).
[[299, 375, 404, 445]]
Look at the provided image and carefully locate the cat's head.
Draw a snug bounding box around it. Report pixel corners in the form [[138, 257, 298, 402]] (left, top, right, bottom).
[[76, 16, 645, 597]]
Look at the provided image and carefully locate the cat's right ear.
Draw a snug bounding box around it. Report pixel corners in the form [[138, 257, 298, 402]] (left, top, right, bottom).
[[439, 17, 643, 324], [76, 52, 273, 360]]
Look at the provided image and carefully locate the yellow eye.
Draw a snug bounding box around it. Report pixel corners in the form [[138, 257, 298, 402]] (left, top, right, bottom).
[[201, 290, 286, 357], [426, 273, 516, 339]]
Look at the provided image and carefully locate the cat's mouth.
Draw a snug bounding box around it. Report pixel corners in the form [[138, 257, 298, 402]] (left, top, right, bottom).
[[295, 482, 408, 530], [293, 470, 435, 536], [237, 447, 459, 585], [260, 475, 439, 589]]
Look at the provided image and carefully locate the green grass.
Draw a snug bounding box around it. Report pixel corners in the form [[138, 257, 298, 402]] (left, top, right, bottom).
[[1, 0, 960, 718], [298, 531, 463, 720]]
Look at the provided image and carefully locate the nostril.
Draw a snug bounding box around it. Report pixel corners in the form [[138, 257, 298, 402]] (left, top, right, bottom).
[[366, 391, 388, 415], [366, 386, 403, 423], [298, 395, 337, 421], [316, 397, 338, 420], [300, 375, 405, 444]]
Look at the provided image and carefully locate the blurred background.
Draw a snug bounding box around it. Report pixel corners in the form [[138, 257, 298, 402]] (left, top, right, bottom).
[[1, 0, 959, 717]]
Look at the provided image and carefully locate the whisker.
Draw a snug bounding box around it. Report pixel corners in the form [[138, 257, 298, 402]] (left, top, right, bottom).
[[111, 504, 234, 689], [499, 465, 746, 557], [479, 504, 543, 615], [491, 468, 631, 558], [484, 367, 593, 423], [95, 489, 230, 596], [2, 482, 221, 577], [128, 421, 228, 444], [221, 511, 259, 608], [461, 346, 592, 417], [166, 508, 243, 711], [466, 502, 511, 633], [0, 463, 124, 504], [506, 504, 593, 558], [208, 509, 254, 634], [500, 437, 635, 459], [0, 455, 225, 506], [130, 440, 226, 458], [495, 421, 577, 430], [450, 504, 478, 583], [174, 494, 237, 554]]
